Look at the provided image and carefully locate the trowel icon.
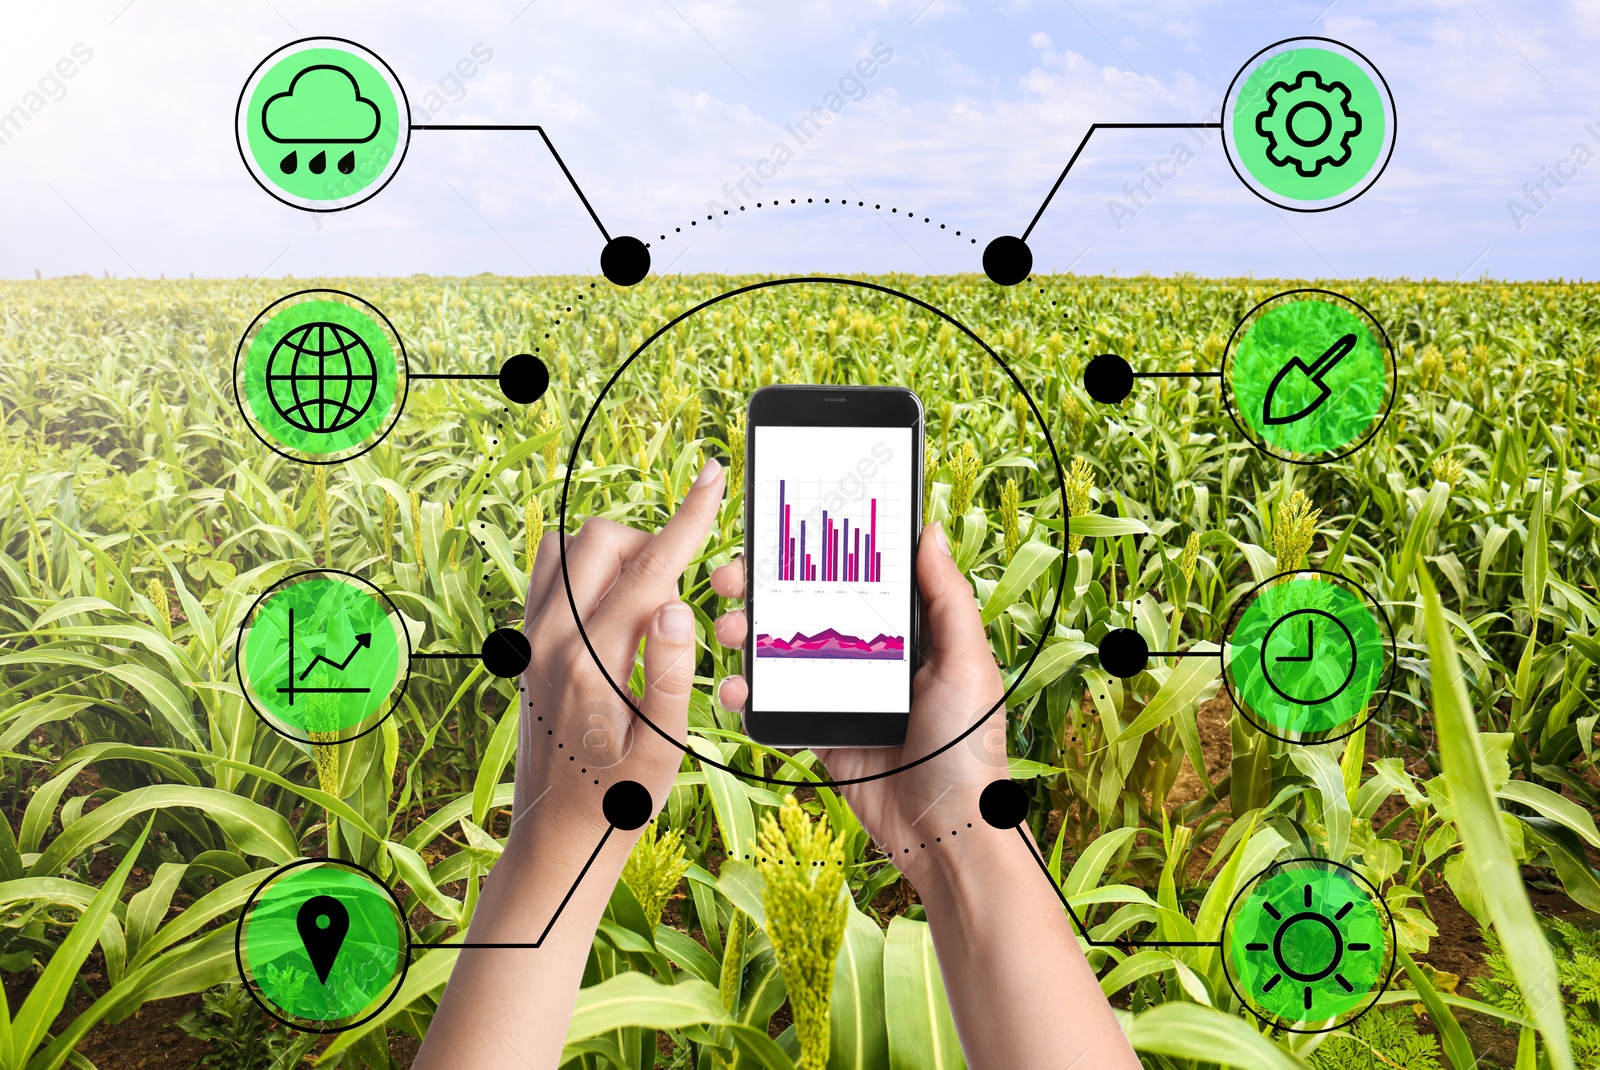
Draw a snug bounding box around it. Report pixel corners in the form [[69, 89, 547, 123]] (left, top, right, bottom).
[[1261, 333, 1356, 426]]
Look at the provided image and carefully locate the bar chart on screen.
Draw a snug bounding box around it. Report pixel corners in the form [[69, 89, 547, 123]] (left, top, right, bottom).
[[750, 425, 914, 712], [772, 478, 894, 584]]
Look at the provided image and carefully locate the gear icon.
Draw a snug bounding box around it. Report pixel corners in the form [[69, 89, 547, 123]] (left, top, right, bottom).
[[1254, 70, 1362, 178]]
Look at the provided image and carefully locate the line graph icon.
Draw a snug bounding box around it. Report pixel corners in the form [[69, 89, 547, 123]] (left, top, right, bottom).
[[237, 570, 409, 745], [276, 608, 374, 705]]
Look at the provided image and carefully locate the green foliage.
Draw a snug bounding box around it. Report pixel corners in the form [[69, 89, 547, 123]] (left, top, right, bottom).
[[175, 983, 318, 1070], [1307, 1007, 1442, 1070], [1475, 920, 1600, 1067], [1, 274, 1596, 1066], [621, 819, 690, 930]]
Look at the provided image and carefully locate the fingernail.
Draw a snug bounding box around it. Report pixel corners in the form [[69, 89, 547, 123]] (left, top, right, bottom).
[[659, 601, 694, 640], [931, 522, 951, 557], [695, 458, 722, 487]]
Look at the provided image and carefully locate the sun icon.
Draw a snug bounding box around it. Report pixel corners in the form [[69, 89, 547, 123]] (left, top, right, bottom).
[[1225, 859, 1393, 1031]]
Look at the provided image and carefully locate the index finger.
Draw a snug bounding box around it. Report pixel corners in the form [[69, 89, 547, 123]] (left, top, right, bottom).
[[585, 459, 727, 648]]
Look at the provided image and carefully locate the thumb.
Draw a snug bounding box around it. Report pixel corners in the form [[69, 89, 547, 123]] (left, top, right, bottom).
[[637, 600, 697, 756]]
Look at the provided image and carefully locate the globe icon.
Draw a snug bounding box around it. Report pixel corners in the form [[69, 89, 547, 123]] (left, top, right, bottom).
[[265, 321, 379, 435]]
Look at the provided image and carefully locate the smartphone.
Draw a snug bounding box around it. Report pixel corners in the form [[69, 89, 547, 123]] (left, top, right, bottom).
[[742, 385, 923, 748]]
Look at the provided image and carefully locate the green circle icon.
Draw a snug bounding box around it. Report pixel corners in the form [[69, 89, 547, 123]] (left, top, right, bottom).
[[1223, 290, 1393, 463], [238, 859, 409, 1030], [1224, 573, 1387, 741], [235, 290, 408, 464], [237, 571, 409, 744], [1225, 859, 1393, 1031], [237, 38, 409, 211], [1223, 38, 1394, 210]]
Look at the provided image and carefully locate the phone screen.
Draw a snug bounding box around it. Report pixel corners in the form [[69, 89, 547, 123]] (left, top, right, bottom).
[[749, 424, 915, 715]]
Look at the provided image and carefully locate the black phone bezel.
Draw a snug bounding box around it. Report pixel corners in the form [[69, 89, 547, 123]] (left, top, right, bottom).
[[741, 384, 923, 748]]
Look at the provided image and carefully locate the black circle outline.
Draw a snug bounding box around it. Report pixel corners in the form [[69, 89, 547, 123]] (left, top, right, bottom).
[[1219, 568, 1396, 745], [233, 288, 412, 466], [234, 856, 414, 1034], [234, 568, 413, 746], [1259, 607, 1357, 706], [558, 276, 1065, 789], [1274, 911, 1343, 983], [1219, 36, 1396, 214], [1221, 856, 1397, 1034], [1284, 99, 1334, 149], [234, 37, 413, 214], [1219, 287, 1396, 466]]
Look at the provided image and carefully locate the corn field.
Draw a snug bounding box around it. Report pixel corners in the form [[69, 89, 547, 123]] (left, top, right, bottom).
[[1, 273, 1597, 1069]]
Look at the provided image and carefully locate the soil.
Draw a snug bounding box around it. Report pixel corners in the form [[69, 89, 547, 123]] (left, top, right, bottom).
[[2, 957, 422, 1070]]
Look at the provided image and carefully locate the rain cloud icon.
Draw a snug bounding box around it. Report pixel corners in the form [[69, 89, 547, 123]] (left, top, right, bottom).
[[262, 65, 381, 145], [267, 64, 385, 175]]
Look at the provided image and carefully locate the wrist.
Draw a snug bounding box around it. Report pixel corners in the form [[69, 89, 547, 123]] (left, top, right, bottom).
[[911, 824, 1042, 918], [471, 823, 635, 940]]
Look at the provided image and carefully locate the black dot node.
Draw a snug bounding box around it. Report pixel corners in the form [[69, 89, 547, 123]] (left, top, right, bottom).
[[481, 627, 532, 678], [602, 780, 653, 830], [499, 353, 549, 406], [1098, 628, 1149, 679], [982, 235, 1032, 285], [979, 779, 1029, 829], [1084, 353, 1135, 404], [601, 233, 649, 283]]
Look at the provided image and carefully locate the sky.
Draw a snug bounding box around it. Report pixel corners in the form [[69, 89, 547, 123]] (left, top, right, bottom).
[[1, 0, 1597, 281]]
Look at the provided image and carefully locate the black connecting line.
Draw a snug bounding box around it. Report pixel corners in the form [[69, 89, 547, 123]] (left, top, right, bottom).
[[1147, 648, 1224, 658], [411, 826, 614, 950], [410, 124, 612, 242], [1021, 122, 1224, 241], [1016, 826, 1221, 949], [411, 372, 501, 382], [411, 651, 482, 660], [1131, 370, 1224, 380]]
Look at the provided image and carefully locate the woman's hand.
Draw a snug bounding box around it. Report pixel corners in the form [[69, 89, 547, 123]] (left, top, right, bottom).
[[511, 459, 726, 859], [709, 520, 1009, 882], [417, 460, 728, 1070]]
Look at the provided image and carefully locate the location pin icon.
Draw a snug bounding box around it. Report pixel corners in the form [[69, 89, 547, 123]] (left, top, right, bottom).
[[296, 894, 351, 985]]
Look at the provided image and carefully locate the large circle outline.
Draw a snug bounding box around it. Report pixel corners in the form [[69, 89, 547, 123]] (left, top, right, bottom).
[[234, 288, 412, 465], [1219, 568, 1396, 745], [234, 37, 413, 214], [1220, 36, 1396, 214], [1221, 856, 1397, 1034], [1219, 287, 1396, 466], [558, 276, 1066, 789], [234, 568, 413, 746], [234, 856, 414, 1034]]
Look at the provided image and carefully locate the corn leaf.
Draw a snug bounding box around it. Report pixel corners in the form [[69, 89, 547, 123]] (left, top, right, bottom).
[[1421, 567, 1571, 1070]]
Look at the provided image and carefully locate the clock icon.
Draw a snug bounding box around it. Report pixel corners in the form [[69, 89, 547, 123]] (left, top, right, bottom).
[[1259, 607, 1357, 706]]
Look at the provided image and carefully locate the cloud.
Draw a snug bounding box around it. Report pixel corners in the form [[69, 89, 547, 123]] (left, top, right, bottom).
[[262, 65, 381, 144]]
